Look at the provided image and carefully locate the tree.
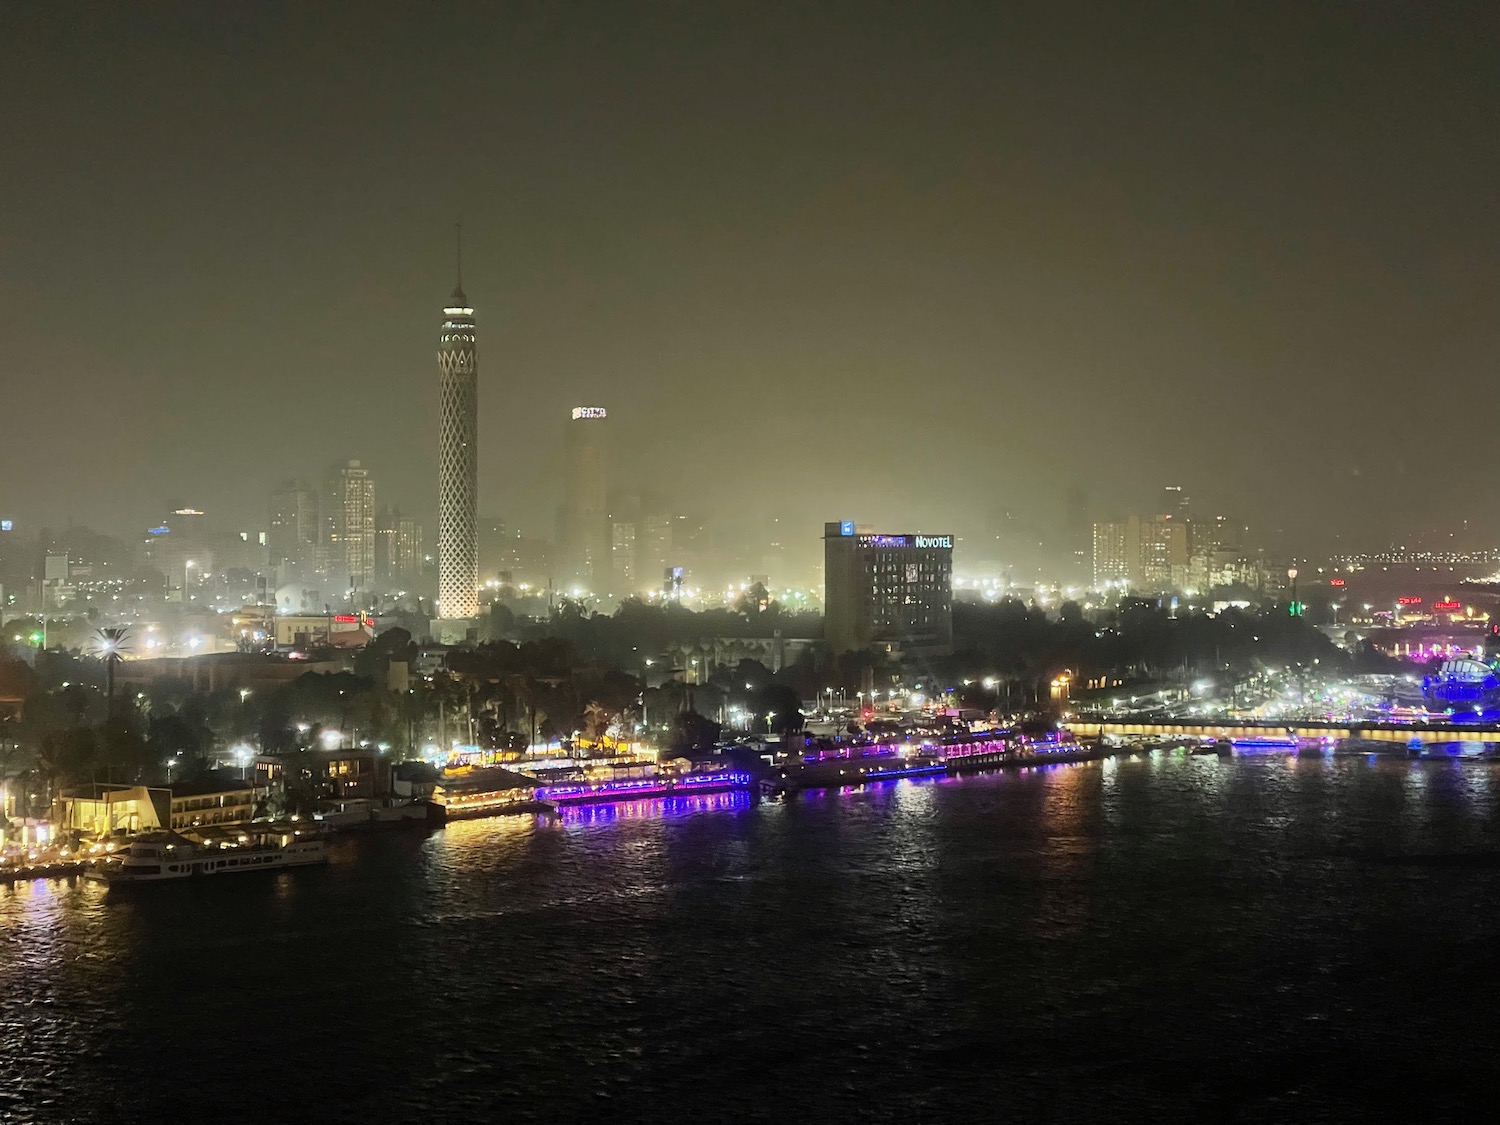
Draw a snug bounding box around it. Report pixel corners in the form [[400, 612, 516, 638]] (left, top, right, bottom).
[[755, 682, 804, 734], [581, 701, 613, 743], [733, 582, 773, 616], [668, 709, 721, 755], [94, 626, 132, 718]]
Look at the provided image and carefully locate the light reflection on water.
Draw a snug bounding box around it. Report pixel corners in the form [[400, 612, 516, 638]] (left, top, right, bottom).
[[5, 754, 1500, 1123], [556, 789, 753, 826]]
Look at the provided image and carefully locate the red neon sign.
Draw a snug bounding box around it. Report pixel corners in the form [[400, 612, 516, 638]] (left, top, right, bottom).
[[1433, 601, 1462, 612], [1397, 596, 1422, 606], [1329, 578, 1345, 587]]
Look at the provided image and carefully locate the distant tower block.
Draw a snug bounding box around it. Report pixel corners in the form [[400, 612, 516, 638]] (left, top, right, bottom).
[[437, 229, 479, 618]]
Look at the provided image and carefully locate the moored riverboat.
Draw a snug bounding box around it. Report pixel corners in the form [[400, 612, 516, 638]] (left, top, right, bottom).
[[86, 830, 326, 885]]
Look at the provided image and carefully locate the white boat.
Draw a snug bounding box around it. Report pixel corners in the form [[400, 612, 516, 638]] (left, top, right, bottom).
[[87, 831, 326, 884]]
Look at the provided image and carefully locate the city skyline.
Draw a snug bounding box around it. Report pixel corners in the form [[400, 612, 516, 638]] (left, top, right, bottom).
[[5, 9, 1500, 1119]]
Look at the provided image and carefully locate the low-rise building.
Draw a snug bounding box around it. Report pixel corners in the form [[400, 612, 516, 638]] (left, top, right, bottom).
[[308, 751, 391, 801], [56, 784, 168, 836], [169, 773, 259, 831]]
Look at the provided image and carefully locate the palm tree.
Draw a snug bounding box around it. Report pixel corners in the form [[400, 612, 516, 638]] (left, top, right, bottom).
[[94, 627, 132, 719], [581, 701, 612, 749]]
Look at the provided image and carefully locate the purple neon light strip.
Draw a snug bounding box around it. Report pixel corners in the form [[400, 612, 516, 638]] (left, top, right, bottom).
[[538, 772, 751, 802]]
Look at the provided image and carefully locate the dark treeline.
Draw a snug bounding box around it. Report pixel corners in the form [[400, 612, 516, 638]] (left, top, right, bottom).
[[927, 598, 1397, 709], [1, 595, 1402, 809], [495, 591, 822, 666]]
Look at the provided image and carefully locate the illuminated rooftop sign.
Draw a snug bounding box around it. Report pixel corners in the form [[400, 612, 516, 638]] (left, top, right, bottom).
[[861, 534, 953, 550], [1433, 601, 1462, 612], [1397, 596, 1422, 605], [571, 406, 607, 420]]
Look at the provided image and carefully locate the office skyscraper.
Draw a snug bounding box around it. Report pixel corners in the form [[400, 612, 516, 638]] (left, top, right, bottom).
[[269, 479, 318, 579], [375, 508, 423, 589], [437, 240, 479, 618], [325, 460, 375, 593], [559, 406, 608, 591]]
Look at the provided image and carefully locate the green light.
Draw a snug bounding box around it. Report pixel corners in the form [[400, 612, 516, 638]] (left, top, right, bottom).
[[28, 632, 42, 644]]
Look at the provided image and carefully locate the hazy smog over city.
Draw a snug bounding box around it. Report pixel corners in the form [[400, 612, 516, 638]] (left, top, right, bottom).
[[4, 4, 1500, 1123]]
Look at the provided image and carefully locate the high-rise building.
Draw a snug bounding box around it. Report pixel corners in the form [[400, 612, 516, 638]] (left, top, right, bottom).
[[1160, 485, 1189, 519], [144, 507, 212, 601], [611, 522, 637, 587], [477, 515, 508, 585], [375, 508, 423, 589], [607, 490, 642, 592], [325, 460, 375, 594], [437, 248, 479, 619], [559, 407, 608, 591], [639, 512, 673, 583], [1091, 520, 1131, 588], [1139, 515, 1188, 590], [823, 522, 953, 656], [1091, 514, 1188, 592], [269, 480, 319, 578]]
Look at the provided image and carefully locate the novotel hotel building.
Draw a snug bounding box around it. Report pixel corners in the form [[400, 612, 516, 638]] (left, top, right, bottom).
[[823, 521, 954, 656]]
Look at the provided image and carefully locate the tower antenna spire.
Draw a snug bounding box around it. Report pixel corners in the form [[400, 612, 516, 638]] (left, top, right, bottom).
[[455, 222, 462, 290]]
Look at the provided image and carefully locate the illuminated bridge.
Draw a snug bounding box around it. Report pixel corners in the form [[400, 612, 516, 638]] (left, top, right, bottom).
[[1065, 719, 1500, 744]]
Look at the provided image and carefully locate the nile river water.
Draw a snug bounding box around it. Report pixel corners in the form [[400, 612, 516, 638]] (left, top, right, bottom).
[[4, 750, 1500, 1123]]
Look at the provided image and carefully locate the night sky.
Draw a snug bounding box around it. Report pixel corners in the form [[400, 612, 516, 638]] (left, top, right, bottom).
[[3, 2, 1496, 568]]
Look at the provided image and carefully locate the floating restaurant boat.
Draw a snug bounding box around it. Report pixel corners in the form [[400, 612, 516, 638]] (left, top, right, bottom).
[[766, 730, 1099, 794], [941, 729, 1094, 772], [536, 769, 752, 807], [431, 766, 541, 820], [86, 830, 326, 885]]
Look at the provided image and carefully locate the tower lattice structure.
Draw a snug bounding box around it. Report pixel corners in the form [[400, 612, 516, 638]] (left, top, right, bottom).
[[437, 263, 479, 619]]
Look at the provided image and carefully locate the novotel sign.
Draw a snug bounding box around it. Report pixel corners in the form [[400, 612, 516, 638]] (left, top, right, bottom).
[[861, 534, 953, 550], [570, 406, 607, 420]]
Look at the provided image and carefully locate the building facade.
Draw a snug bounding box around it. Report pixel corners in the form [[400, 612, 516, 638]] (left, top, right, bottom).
[[324, 460, 375, 594], [823, 522, 953, 655], [559, 407, 608, 592], [375, 508, 423, 589], [437, 270, 479, 618], [1091, 514, 1192, 592], [269, 480, 320, 580]]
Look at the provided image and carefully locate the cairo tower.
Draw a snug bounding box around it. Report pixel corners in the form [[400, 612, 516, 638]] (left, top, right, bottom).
[[436, 240, 479, 619]]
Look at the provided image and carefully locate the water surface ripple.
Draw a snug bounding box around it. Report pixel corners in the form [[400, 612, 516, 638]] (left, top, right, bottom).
[[4, 753, 1499, 1123]]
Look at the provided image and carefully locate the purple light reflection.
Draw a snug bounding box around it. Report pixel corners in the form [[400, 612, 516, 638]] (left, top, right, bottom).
[[555, 790, 753, 825]]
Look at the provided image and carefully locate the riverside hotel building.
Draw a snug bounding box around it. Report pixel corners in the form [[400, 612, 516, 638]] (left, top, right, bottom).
[[823, 522, 954, 656]]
